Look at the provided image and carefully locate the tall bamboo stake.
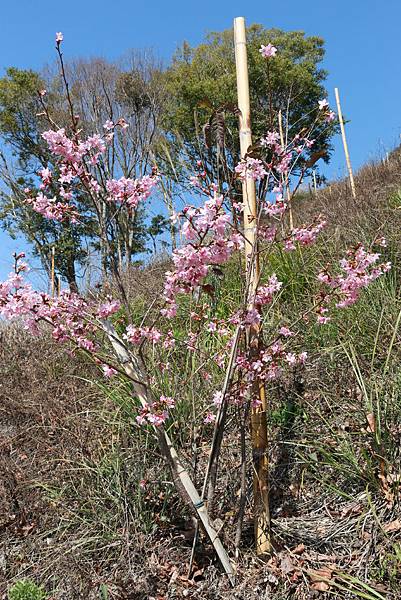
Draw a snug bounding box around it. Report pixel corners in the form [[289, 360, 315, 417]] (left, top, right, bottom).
[[234, 16, 271, 555], [51, 246, 55, 297], [334, 87, 356, 199]]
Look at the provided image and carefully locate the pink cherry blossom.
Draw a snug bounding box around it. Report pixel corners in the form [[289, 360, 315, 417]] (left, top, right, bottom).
[[325, 111, 336, 123], [235, 157, 268, 181], [39, 167, 52, 187], [97, 299, 121, 319], [255, 274, 282, 306], [317, 244, 391, 317], [106, 174, 158, 208], [212, 391, 224, 406], [204, 412, 216, 424], [285, 219, 326, 251], [136, 395, 175, 427], [279, 326, 294, 337], [26, 192, 79, 223], [116, 117, 129, 129], [259, 43, 277, 58], [260, 131, 280, 147], [102, 364, 117, 378]]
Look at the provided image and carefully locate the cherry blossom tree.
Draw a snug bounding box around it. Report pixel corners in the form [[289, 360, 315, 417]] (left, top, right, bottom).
[[0, 33, 390, 580]]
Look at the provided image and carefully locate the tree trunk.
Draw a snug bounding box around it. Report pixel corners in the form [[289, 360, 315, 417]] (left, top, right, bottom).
[[65, 255, 79, 293]]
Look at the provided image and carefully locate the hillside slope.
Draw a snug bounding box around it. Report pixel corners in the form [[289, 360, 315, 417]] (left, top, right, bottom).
[[1, 155, 401, 599]]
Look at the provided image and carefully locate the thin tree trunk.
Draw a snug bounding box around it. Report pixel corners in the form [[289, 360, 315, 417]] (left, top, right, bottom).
[[65, 255, 79, 293], [102, 321, 235, 585]]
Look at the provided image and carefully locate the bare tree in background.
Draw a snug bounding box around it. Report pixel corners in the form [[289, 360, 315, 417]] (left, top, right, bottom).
[[0, 50, 169, 289]]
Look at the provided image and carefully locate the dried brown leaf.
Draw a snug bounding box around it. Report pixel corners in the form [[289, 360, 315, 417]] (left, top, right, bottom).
[[383, 519, 401, 533], [366, 412, 375, 433], [292, 543, 306, 554], [311, 581, 330, 592], [280, 554, 296, 575], [309, 567, 333, 582]]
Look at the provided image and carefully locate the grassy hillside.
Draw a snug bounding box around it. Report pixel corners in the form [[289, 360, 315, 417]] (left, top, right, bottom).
[[1, 154, 401, 599]]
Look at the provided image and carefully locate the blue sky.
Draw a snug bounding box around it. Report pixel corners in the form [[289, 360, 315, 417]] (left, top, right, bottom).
[[1, 0, 400, 281]]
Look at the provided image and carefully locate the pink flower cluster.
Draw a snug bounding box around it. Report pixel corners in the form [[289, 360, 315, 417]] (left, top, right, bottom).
[[106, 174, 158, 209], [28, 125, 158, 222], [162, 195, 243, 318], [26, 192, 79, 223], [102, 364, 117, 378], [0, 258, 125, 352], [25, 128, 109, 222], [97, 299, 121, 318], [231, 341, 307, 407], [317, 244, 391, 319], [123, 325, 176, 349], [39, 167, 52, 187], [259, 43, 277, 58], [0, 273, 44, 327], [284, 218, 327, 251], [181, 194, 230, 240], [42, 128, 105, 163], [261, 131, 280, 147], [124, 324, 162, 345], [255, 274, 283, 305], [235, 157, 268, 181], [259, 129, 316, 175], [264, 198, 287, 217], [136, 395, 175, 426], [163, 234, 242, 318], [0, 272, 96, 349], [318, 99, 336, 123]]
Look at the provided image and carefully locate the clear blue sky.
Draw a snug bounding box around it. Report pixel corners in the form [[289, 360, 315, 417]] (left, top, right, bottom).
[[1, 0, 400, 281]]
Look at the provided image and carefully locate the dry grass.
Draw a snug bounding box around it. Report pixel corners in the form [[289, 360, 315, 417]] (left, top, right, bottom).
[[295, 151, 401, 251]]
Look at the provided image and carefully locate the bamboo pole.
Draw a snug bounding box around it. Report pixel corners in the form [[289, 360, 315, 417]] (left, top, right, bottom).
[[51, 246, 55, 297], [234, 16, 271, 555], [312, 169, 317, 194], [334, 87, 356, 199]]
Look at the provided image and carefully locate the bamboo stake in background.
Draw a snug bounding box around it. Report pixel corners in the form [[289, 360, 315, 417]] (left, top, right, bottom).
[[234, 16, 271, 556], [312, 169, 317, 194], [51, 246, 55, 297], [334, 87, 356, 199]]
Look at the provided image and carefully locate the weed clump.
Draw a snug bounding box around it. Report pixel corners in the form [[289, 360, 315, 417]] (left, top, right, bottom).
[[8, 580, 47, 600]]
